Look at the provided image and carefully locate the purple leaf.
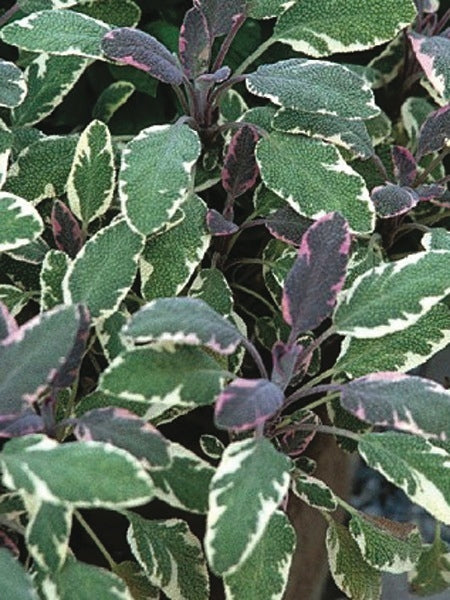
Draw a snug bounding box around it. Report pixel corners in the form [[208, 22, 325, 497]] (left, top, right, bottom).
[[215, 378, 284, 431], [417, 104, 450, 159], [0, 302, 17, 342], [194, 0, 246, 38], [279, 409, 320, 457], [391, 145, 417, 187], [0, 409, 44, 438], [416, 183, 447, 201], [282, 212, 351, 336], [74, 407, 170, 468], [341, 372, 450, 441], [271, 341, 302, 390], [51, 199, 83, 258], [198, 66, 231, 84], [206, 209, 239, 236], [222, 125, 260, 199], [371, 183, 420, 218], [179, 7, 211, 79], [265, 205, 311, 246], [102, 28, 184, 85]]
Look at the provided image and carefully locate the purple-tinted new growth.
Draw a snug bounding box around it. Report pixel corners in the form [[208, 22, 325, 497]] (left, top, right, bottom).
[[0, 409, 44, 439], [206, 209, 239, 235], [371, 183, 420, 218], [417, 104, 450, 159], [391, 145, 417, 186], [195, 0, 246, 38], [179, 7, 211, 79], [102, 28, 184, 85], [51, 200, 83, 259], [265, 206, 311, 246], [222, 125, 260, 199], [282, 212, 351, 337], [271, 341, 302, 391]]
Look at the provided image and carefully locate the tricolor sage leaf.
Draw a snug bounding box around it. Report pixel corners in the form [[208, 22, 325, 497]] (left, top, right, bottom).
[[179, 7, 211, 80], [206, 209, 239, 236], [0, 58, 27, 109], [370, 183, 419, 218], [25, 502, 72, 572], [0, 192, 43, 252], [408, 32, 450, 101], [264, 205, 311, 247], [391, 145, 417, 186], [291, 472, 337, 512], [222, 125, 260, 199], [417, 104, 450, 159], [194, 0, 246, 38], [51, 199, 83, 259]]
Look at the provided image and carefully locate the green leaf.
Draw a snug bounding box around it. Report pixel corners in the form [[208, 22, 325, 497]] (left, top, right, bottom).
[[120, 124, 201, 236], [0, 192, 43, 252], [335, 302, 450, 377], [11, 54, 88, 127], [334, 251, 450, 338], [358, 432, 450, 525], [247, 59, 379, 119], [401, 96, 435, 149], [274, 0, 417, 57], [408, 533, 450, 596], [92, 80, 135, 123], [422, 228, 450, 252], [368, 33, 405, 89], [96, 309, 129, 362], [39, 249, 70, 310], [223, 510, 295, 600], [0, 10, 111, 59], [348, 513, 422, 573], [291, 472, 337, 511], [189, 268, 233, 317], [151, 442, 214, 514], [99, 345, 226, 416], [63, 218, 144, 322], [127, 514, 209, 600], [140, 195, 210, 300], [76, 0, 141, 28], [205, 438, 291, 575], [0, 59, 27, 109], [67, 120, 115, 225], [0, 284, 29, 316], [199, 434, 224, 460], [247, 0, 288, 19], [4, 135, 78, 203], [17, 1, 79, 11], [326, 521, 382, 600], [0, 547, 38, 600], [1, 434, 154, 508], [256, 132, 374, 233], [0, 120, 12, 189]]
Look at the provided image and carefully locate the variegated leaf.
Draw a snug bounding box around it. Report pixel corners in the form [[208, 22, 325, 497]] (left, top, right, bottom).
[[179, 7, 211, 79], [0, 284, 29, 317], [417, 104, 450, 159], [247, 0, 288, 20], [291, 472, 337, 511], [40, 249, 70, 310], [0, 59, 27, 109], [0, 192, 43, 252], [391, 145, 417, 186], [370, 183, 419, 218], [408, 533, 450, 596], [92, 80, 135, 123], [222, 125, 260, 199], [206, 209, 239, 236], [75, 0, 141, 28], [409, 32, 450, 101], [195, 0, 246, 38], [0, 120, 12, 190], [96, 309, 129, 362], [0, 547, 38, 600], [264, 205, 311, 246], [200, 434, 224, 460], [51, 199, 83, 259], [189, 268, 233, 317]]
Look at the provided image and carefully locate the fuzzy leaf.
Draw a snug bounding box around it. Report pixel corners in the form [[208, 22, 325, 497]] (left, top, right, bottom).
[[0, 547, 38, 600], [179, 7, 211, 79], [195, 0, 246, 38], [123, 297, 244, 355], [63, 218, 144, 322], [206, 209, 239, 236], [349, 513, 422, 573], [417, 104, 450, 159], [215, 378, 284, 432], [256, 132, 374, 233], [40, 249, 70, 310], [274, 0, 417, 57], [1, 434, 154, 508], [0, 192, 43, 252], [0, 10, 111, 59], [120, 124, 201, 236], [247, 0, 288, 20], [127, 515, 209, 600], [92, 80, 135, 123], [264, 205, 311, 246], [51, 199, 83, 259], [371, 183, 420, 218], [408, 534, 450, 596], [102, 27, 183, 84], [326, 521, 382, 600], [409, 33, 450, 101], [0, 409, 44, 439], [67, 120, 115, 225], [223, 510, 295, 600], [391, 145, 417, 186], [291, 472, 337, 511], [358, 432, 450, 525], [282, 212, 351, 335], [76, 0, 142, 28], [341, 373, 450, 441], [25, 502, 72, 572], [247, 59, 379, 120], [205, 438, 291, 575], [189, 268, 233, 317], [0, 59, 27, 109], [334, 250, 450, 338], [222, 125, 260, 198]]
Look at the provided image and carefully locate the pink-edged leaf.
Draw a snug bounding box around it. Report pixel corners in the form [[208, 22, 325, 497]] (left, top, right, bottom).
[[271, 341, 302, 391], [264, 205, 311, 246], [417, 105, 450, 159], [282, 212, 351, 336], [222, 125, 260, 199], [0, 531, 20, 557], [0, 302, 17, 342], [279, 409, 320, 457], [391, 145, 417, 187], [51, 199, 83, 259], [371, 183, 420, 218], [206, 209, 239, 236], [340, 372, 450, 441], [408, 32, 450, 100], [194, 0, 246, 38], [102, 28, 183, 85], [74, 407, 170, 468], [179, 7, 211, 79], [0, 409, 44, 438], [416, 183, 447, 201], [198, 66, 231, 84], [214, 378, 284, 431]]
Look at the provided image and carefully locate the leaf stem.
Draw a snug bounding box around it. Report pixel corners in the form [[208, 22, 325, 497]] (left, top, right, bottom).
[[234, 36, 277, 75], [212, 14, 246, 72], [295, 423, 361, 442], [231, 282, 277, 315], [284, 383, 342, 410], [0, 3, 19, 27], [172, 84, 190, 116], [242, 338, 268, 379], [74, 510, 117, 570]]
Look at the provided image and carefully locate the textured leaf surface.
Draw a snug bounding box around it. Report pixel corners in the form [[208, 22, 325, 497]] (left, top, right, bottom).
[[196, 0, 246, 38], [222, 125, 260, 198], [140, 195, 210, 300], [205, 438, 291, 575], [206, 209, 239, 236], [76, 0, 141, 28], [0, 285, 28, 317], [409, 33, 450, 101], [0, 59, 27, 109], [349, 513, 422, 573], [417, 105, 450, 159], [223, 510, 295, 600], [189, 268, 233, 317], [0, 121, 11, 189], [0, 10, 111, 59], [51, 199, 83, 259], [0, 547, 37, 600], [40, 249, 70, 310], [63, 218, 144, 321], [326, 521, 381, 600], [282, 212, 350, 335], [256, 132, 374, 233], [334, 251, 450, 338], [200, 434, 224, 460], [0, 192, 43, 252], [67, 119, 115, 224], [120, 124, 201, 235], [408, 534, 450, 596], [291, 473, 337, 511], [358, 432, 450, 525], [123, 297, 243, 354], [274, 0, 416, 57], [1, 434, 154, 508], [179, 7, 211, 79], [127, 514, 209, 600], [247, 59, 378, 120], [371, 183, 419, 218], [391, 145, 417, 186], [264, 205, 311, 246], [247, 0, 287, 19], [92, 80, 135, 122]]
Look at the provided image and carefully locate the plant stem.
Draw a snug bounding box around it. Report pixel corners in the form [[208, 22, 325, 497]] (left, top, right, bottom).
[[284, 383, 342, 410], [302, 391, 340, 412], [231, 282, 277, 315], [242, 338, 268, 379], [295, 423, 361, 442], [0, 3, 19, 27], [74, 510, 117, 570], [212, 14, 246, 72], [234, 36, 276, 75], [171, 84, 190, 116]]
